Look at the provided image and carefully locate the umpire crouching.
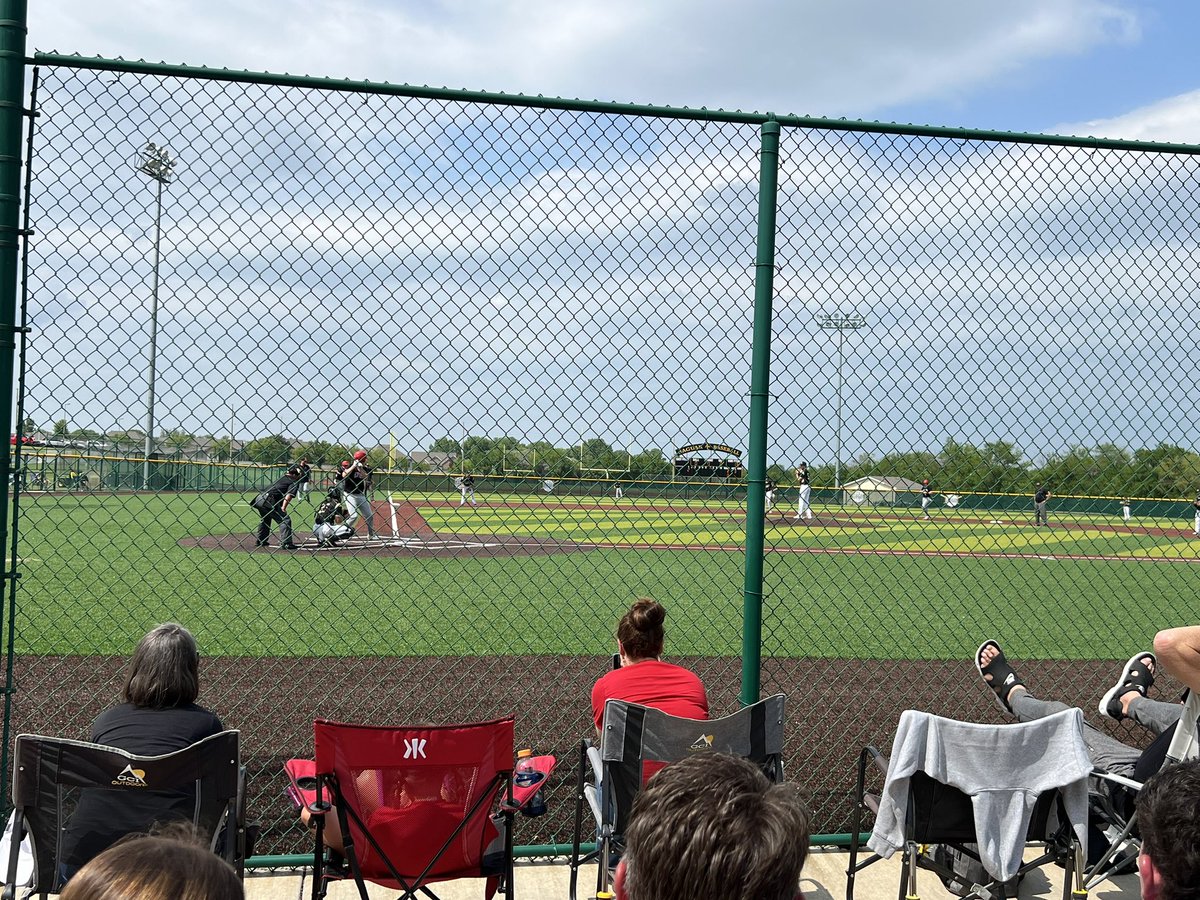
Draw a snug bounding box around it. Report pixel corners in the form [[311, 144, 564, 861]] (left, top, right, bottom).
[[253, 464, 303, 550]]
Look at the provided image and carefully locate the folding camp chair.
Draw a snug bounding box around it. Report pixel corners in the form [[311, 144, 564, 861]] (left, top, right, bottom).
[[2, 730, 244, 900], [568, 693, 786, 900], [1083, 686, 1200, 889], [286, 717, 520, 900], [848, 709, 1093, 900]]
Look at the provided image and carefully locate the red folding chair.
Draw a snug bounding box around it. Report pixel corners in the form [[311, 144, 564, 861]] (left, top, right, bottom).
[[286, 717, 517, 900]]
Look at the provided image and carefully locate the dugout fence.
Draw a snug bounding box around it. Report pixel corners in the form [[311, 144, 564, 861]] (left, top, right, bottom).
[[1, 3, 1200, 857]]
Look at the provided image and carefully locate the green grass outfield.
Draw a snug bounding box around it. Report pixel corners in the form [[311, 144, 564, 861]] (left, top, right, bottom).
[[12, 491, 1197, 659]]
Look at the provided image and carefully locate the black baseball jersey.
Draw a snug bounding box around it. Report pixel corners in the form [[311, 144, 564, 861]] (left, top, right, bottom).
[[797, 468, 810, 486], [314, 496, 344, 525], [343, 463, 371, 494], [1035, 488, 1049, 504]]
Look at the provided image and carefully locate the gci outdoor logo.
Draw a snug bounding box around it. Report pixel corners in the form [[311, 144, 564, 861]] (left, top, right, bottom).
[[688, 734, 714, 752], [403, 738, 428, 759], [112, 764, 148, 787]]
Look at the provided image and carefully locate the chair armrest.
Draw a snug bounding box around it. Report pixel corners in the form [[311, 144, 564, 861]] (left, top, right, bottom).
[[1091, 769, 1143, 793], [283, 758, 330, 815], [586, 744, 604, 783], [862, 745, 888, 776]]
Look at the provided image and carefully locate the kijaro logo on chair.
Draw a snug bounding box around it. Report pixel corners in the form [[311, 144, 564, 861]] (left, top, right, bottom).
[[403, 737, 428, 759], [112, 764, 148, 787], [688, 734, 714, 752]]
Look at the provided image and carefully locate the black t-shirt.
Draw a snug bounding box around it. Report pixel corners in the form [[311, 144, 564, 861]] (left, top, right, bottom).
[[1035, 489, 1049, 504], [61, 703, 225, 868], [922, 486, 932, 499]]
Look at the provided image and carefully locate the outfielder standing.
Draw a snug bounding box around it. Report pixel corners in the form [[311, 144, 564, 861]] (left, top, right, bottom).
[[794, 462, 812, 521], [764, 478, 777, 514], [920, 479, 933, 519], [342, 450, 377, 539], [1192, 491, 1200, 536]]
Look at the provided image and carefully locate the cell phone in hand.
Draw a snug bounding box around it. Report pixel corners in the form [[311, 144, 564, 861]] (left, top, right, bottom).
[[612, 652, 621, 669]]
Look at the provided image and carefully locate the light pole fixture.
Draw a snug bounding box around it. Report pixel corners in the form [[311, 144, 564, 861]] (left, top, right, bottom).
[[816, 312, 867, 496], [133, 142, 176, 491]]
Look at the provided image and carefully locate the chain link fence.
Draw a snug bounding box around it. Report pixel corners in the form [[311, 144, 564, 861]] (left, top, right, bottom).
[[9, 56, 1200, 854]]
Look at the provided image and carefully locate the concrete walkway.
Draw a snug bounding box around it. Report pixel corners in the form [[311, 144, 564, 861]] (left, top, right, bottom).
[[244, 847, 1141, 899]]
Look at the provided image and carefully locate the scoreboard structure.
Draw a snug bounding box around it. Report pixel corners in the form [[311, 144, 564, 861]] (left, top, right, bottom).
[[673, 443, 745, 479]]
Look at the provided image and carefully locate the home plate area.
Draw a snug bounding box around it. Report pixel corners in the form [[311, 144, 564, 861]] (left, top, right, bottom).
[[180, 499, 586, 559]]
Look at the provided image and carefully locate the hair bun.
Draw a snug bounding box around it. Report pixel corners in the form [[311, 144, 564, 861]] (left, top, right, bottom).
[[631, 597, 665, 631]]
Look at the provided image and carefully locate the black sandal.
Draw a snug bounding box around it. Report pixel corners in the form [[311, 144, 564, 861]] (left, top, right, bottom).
[[976, 639, 1024, 714], [1099, 652, 1156, 721]]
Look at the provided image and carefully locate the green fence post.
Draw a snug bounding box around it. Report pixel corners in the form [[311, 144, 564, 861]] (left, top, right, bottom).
[[741, 118, 780, 707], [0, 0, 27, 807]]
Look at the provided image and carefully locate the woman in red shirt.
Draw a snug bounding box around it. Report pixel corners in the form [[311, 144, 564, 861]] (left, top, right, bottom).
[[591, 598, 708, 730]]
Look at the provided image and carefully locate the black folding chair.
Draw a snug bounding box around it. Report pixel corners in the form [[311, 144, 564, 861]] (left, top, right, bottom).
[[848, 709, 1091, 900], [3, 730, 244, 899], [568, 694, 785, 900]]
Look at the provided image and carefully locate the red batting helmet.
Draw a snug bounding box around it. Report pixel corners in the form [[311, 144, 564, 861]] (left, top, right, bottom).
[[353, 450, 367, 461]]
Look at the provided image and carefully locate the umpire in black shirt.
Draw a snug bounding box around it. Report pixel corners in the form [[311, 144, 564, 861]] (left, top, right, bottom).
[[254, 464, 303, 549]]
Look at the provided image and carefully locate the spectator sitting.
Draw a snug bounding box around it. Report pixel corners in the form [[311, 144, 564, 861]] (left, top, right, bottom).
[[59, 823, 242, 900], [1136, 757, 1200, 900], [613, 752, 810, 900], [591, 597, 708, 734], [59, 624, 226, 879]]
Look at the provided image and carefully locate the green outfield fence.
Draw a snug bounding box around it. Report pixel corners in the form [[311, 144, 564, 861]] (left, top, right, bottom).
[[2, 0, 1200, 861]]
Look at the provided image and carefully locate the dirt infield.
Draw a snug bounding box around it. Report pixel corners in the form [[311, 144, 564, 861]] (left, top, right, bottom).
[[12, 653, 1172, 855], [180, 499, 592, 558]]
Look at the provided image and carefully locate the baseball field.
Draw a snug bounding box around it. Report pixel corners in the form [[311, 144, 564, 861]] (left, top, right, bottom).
[[10, 487, 1196, 849]]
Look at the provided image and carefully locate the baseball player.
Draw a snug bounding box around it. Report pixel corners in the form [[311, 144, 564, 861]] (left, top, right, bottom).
[[342, 450, 377, 539], [1193, 492, 1200, 536], [920, 479, 933, 519], [459, 472, 477, 506], [764, 478, 777, 514], [1121, 498, 1131, 524], [794, 463, 812, 521], [313, 490, 354, 547], [1034, 485, 1051, 526]]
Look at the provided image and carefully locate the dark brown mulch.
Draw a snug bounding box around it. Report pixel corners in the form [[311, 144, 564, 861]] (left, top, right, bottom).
[[10, 653, 1170, 856]]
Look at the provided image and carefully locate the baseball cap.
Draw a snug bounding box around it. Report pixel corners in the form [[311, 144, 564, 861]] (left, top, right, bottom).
[[354, 450, 367, 461]]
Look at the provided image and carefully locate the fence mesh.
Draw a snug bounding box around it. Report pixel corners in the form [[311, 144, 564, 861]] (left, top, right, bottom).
[[11, 59, 1200, 853]]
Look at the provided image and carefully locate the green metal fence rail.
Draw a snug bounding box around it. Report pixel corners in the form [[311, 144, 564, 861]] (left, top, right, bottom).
[[5, 24, 1200, 859]]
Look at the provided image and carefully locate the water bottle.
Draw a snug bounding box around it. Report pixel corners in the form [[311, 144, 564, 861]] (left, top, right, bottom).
[[514, 748, 547, 817]]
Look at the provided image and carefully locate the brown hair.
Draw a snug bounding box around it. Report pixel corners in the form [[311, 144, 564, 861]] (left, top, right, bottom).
[[59, 823, 242, 900], [1137, 757, 1200, 900], [622, 753, 809, 900], [617, 598, 666, 661], [122, 623, 200, 709]]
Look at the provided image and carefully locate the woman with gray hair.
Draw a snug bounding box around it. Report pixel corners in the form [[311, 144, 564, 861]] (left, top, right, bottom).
[[59, 623, 225, 878]]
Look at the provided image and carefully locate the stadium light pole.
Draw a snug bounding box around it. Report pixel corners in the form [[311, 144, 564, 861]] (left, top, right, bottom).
[[133, 142, 176, 491], [816, 312, 867, 497]]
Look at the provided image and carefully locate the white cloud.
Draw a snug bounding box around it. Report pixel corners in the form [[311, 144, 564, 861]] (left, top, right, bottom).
[[1054, 89, 1200, 144], [29, 0, 1144, 119]]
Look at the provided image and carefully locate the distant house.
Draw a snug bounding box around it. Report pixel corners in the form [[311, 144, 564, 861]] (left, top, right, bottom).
[[405, 451, 457, 472], [842, 475, 924, 505]]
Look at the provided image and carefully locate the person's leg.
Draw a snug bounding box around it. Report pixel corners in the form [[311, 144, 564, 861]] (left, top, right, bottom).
[[1126, 696, 1184, 736], [361, 495, 377, 537], [278, 513, 295, 548], [256, 511, 272, 546], [979, 641, 1140, 778], [342, 494, 360, 529]]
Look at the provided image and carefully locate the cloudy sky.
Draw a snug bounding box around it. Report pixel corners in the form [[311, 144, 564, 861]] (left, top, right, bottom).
[[28, 0, 1200, 143], [20, 1, 1200, 466]]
